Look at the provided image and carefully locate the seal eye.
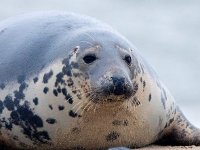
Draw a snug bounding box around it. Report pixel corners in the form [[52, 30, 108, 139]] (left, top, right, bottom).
[[124, 55, 132, 65], [83, 54, 97, 64]]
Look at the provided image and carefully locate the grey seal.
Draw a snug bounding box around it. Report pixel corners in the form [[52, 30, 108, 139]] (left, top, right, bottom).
[[0, 12, 199, 149]]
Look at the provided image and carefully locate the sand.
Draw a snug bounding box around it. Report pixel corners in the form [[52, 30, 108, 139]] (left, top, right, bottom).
[[138, 145, 200, 150]]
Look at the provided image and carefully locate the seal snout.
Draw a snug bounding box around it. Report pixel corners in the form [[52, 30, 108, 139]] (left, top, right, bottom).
[[102, 75, 133, 98], [111, 76, 126, 95]]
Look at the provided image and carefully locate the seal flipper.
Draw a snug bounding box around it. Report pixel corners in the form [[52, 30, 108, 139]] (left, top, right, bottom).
[[156, 107, 200, 146]]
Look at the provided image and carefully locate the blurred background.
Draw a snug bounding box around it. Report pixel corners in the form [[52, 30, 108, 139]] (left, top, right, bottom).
[[0, 0, 200, 127]]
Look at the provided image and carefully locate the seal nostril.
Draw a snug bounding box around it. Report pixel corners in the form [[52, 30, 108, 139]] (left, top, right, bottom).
[[111, 76, 125, 85], [111, 77, 125, 85], [111, 76, 126, 95]]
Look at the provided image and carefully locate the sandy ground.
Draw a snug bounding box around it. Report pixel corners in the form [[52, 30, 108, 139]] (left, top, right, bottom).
[[138, 145, 200, 150]]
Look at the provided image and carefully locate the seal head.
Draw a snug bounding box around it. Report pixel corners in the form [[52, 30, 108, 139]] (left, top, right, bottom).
[[76, 44, 135, 104]]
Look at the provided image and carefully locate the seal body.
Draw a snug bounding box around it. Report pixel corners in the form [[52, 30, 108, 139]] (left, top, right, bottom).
[[0, 12, 200, 149]]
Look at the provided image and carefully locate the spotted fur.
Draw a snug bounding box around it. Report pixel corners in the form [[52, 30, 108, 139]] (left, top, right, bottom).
[[0, 12, 199, 150]]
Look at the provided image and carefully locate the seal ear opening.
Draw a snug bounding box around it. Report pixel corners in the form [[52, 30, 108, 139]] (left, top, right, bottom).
[[155, 107, 200, 146]]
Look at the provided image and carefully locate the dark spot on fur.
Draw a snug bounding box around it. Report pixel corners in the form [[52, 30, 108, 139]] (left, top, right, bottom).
[[15, 103, 43, 127], [62, 57, 72, 76], [17, 75, 26, 84], [4, 120, 13, 130], [14, 83, 27, 98], [49, 105, 53, 110], [132, 82, 138, 96], [123, 120, 128, 126], [76, 93, 82, 100], [69, 110, 78, 118], [66, 94, 73, 104], [140, 77, 143, 83], [4, 95, 14, 111], [9, 102, 50, 143], [10, 111, 20, 125], [0, 100, 4, 113], [132, 97, 140, 106], [106, 131, 120, 142], [33, 77, 38, 83], [0, 83, 5, 90], [62, 66, 72, 77], [169, 118, 174, 126], [61, 88, 73, 104], [33, 131, 50, 142], [164, 118, 174, 129], [62, 88, 67, 96], [62, 58, 69, 65], [29, 115, 43, 128], [112, 120, 121, 126], [72, 46, 79, 53], [67, 78, 74, 86], [186, 122, 190, 128], [20, 82, 28, 91], [13, 135, 18, 141], [71, 62, 79, 68], [53, 89, 58, 96], [43, 70, 53, 84], [55, 72, 65, 87], [57, 86, 62, 93], [72, 146, 86, 150], [73, 72, 81, 78], [143, 81, 146, 89], [13, 82, 28, 106], [72, 90, 77, 94], [58, 105, 65, 111], [112, 120, 128, 126], [149, 94, 152, 102], [33, 97, 38, 106], [43, 87, 49, 94], [46, 118, 56, 124], [71, 127, 81, 134]]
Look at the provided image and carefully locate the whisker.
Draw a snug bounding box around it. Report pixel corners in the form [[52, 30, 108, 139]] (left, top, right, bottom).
[[77, 101, 90, 116], [94, 103, 99, 113], [75, 103, 84, 114], [82, 101, 91, 112], [71, 88, 93, 96], [85, 101, 93, 112], [86, 103, 93, 112], [72, 100, 83, 110]]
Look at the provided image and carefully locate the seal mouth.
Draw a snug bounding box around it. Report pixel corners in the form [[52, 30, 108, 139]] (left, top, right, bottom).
[[105, 98, 126, 103], [107, 98, 113, 102], [88, 89, 133, 104], [88, 75, 135, 104]]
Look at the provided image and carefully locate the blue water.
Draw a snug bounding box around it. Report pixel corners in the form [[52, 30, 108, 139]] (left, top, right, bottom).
[[0, 0, 200, 127]]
